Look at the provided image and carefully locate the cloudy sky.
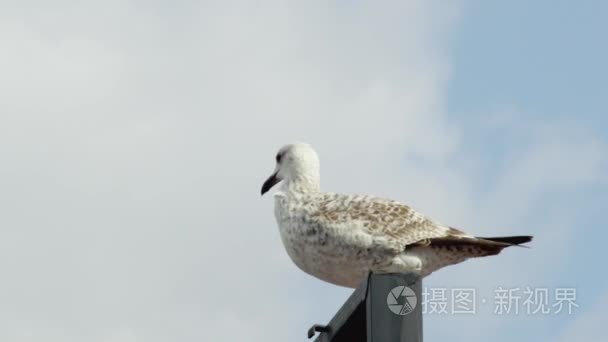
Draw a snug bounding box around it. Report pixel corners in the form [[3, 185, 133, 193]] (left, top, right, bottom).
[[0, 1, 606, 341]]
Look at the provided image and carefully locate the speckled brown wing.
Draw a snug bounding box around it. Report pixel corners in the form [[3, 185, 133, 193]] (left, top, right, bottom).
[[312, 193, 461, 248]]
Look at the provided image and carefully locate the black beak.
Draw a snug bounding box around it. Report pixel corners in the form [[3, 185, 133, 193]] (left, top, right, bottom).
[[261, 172, 281, 195]]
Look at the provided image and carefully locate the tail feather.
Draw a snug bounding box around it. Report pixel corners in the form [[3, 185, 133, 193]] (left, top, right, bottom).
[[410, 235, 533, 256], [406, 235, 532, 276], [407, 235, 533, 277], [479, 235, 533, 246]]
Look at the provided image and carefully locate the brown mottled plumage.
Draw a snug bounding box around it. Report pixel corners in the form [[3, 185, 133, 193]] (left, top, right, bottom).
[[262, 142, 533, 288]]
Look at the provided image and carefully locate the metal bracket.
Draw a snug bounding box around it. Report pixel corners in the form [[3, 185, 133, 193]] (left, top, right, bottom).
[[308, 324, 330, 339]]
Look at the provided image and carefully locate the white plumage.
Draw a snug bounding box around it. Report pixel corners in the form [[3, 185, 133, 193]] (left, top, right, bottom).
[[261, 142, 532, 288]]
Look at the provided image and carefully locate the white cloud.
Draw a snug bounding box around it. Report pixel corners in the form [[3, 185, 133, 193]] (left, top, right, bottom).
[[0, 1, 461, 341]]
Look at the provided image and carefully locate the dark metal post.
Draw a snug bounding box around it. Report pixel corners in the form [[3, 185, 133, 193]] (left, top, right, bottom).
[[310, 273, 422, 342], [366, 273, 422, 342]]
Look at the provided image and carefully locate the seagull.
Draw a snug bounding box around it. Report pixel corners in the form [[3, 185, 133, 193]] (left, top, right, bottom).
[[261, 142, 532, 288]]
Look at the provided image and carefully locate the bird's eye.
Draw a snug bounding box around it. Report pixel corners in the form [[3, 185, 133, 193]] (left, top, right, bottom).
[[276, 153, 282, 163]]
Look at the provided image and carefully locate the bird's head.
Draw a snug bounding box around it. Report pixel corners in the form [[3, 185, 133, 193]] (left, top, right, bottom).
[[261, 142, 320, 195]]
